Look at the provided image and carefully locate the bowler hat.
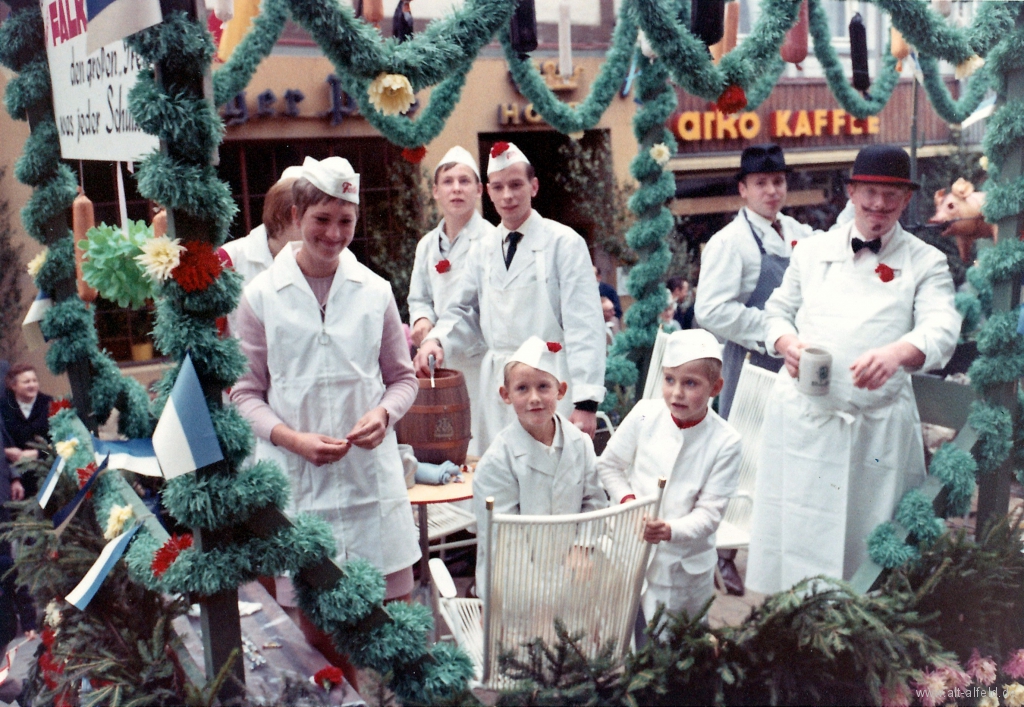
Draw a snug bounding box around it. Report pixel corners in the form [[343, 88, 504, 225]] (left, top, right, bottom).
[[847, 144, 920, 190], [736, 144, 791, 181]]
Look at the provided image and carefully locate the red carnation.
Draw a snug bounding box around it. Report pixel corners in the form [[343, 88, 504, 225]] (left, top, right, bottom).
[[490, 141, 510, 158], [401, 146, 427, 164], [715, 84, 747, 115], [151, 533, 193, 579], [48, 399, 72, 418], [40, 628, 56, 648], [77, 462, 98, 498], [547, 342, 562, 353], [875, 263, 895, 282], [314, 665, 344, 689], [172, 241, 223, 293], [790, 240, 797, 248], [435, 259, 451, 274]]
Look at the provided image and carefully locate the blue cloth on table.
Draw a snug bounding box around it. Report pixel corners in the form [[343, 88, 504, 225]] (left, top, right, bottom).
[[415, 461, 463, 485]]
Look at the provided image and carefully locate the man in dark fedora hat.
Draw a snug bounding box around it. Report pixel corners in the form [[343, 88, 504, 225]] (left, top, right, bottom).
[[746, 144, 961, 595], [694, 143, 816, 595]]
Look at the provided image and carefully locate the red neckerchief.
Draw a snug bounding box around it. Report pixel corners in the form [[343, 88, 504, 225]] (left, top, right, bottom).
[[672, 409, 708, 429]]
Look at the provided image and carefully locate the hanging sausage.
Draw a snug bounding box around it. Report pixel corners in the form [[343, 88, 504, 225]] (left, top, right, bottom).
[[691, 0, 725, 48], [849, 12, 870, 92], [780, 0, 808, 67], [710, 1, 738, 64], [72, 188, 98, 303], [510, 0, 538, 56], [890, 27, 910, 73]]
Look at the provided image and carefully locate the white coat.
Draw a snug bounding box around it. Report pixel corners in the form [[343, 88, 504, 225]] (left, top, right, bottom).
[[407, 212, 495, 455], [597, 399, 741, 619], [244, 244, 421, 575], [221, 225, 274, 334], [694, 208, 813, 352], [472, 413, 607, 597], [746, 222, 961, 593], [429, 210, 606, 451]]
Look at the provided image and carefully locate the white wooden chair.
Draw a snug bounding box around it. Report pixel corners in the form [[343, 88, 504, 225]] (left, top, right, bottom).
[[430, 483, 665, 690], [414, 504, 477, 556], [714, 360, 778, 558]]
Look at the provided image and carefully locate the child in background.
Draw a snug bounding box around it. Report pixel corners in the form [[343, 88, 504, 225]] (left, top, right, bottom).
[[472, 336, 607, 598], [597, 329, 741, 625]]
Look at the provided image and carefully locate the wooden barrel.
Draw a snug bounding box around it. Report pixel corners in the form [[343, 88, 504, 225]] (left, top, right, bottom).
[[395, 368, 471, 464]]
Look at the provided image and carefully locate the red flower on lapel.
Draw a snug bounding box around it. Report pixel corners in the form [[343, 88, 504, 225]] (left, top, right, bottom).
[[435, 259, 451, 274], [875, 263, 895, 282], [547, 342, 562, 353], [790, 240, 797, 248]]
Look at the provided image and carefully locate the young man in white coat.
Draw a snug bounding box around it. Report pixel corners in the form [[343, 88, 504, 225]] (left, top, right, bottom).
[[598, 329, 741, 624], [407, 146, 496, 455], [693, 144, 813, 596], [414, 141, 607, 450], [472, 336, 606, 599], [746, 145, 961, 594]]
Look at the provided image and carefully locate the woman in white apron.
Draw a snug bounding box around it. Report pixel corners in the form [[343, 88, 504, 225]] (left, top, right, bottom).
[[231, 156, 421, 598]]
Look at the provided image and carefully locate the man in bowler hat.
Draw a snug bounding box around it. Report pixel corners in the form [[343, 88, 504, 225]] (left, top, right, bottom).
[[694, 144, 815, 595], [745, 144, 961, 594]]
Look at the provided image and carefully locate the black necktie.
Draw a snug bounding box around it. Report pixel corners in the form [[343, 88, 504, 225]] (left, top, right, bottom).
[[504, 231, 523, 269], [851, 237, 882, 254]]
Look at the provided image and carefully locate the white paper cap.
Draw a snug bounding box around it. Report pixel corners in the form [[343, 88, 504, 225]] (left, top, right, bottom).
[[435, 146, 480, 180], [300, 156, 360, 204], [279, 165, 304, 182], [662, 329, 722, 368], [486, 141, 531, 176], [505, 335, 562, 380]]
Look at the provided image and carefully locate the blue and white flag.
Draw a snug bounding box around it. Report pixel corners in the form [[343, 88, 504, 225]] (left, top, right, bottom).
[[22, 291, 52, 352], [85, 0, 162, 53], [66, 522, 141, 610], [152, 353, 223, 479], [36, 454, 67, 509], [92, 437, 162, 478], [52, 456, 107, 537]]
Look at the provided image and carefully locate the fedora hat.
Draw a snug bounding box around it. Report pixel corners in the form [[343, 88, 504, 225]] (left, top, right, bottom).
[[847, 144, 920, 190], [736, 144, 791, 181]]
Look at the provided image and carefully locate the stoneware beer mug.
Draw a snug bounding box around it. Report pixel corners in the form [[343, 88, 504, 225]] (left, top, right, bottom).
[[797, 347, 832, 396]]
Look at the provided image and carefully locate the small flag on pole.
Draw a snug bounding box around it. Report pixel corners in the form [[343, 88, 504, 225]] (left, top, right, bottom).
[[92, 438, 162, 478], [52, 456, 107, 537], [85, 0, 162, 53], [37, 454, 67, 509], [0, 638, 30, 685], [152, 353, 224, 479], [22, 291, 52, 351], [65, 522, 142, 610]]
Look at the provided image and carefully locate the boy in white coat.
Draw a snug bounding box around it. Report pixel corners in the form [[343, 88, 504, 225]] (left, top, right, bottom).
[[472, 336, 607, 599], [598, 329, 741, 623]]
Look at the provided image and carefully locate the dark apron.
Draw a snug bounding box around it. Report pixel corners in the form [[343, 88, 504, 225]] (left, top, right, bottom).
[[718, 212, 788, 419]]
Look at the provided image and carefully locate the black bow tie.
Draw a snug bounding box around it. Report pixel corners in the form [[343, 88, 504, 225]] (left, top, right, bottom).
[[851, 237, 882, 254]]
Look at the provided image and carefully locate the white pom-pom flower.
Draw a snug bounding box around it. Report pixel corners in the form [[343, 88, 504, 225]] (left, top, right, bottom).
[[136, 235, 184, 282]]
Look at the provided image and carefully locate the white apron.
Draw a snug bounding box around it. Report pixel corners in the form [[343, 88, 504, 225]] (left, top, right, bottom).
[[477, 241, 574, 447], [250, 247, 421, 575], [746, 237, 927, 592], [423, 229, 485, 456]]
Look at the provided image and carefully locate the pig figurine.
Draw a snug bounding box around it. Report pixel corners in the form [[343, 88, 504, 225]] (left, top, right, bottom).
[[930, 178, 997, 262]]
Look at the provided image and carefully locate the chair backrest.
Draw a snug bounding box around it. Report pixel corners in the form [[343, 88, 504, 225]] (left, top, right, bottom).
[[641, 329, 672, 400], [483, 488, 664, 689], [720, 361, 778, 534]]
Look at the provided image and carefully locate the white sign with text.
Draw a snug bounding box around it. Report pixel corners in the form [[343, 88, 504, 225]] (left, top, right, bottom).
[[40, 0, 159, 161]]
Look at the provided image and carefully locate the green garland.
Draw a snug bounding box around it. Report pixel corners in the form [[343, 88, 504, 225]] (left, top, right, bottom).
[[604, 54, 677, 410], [501, 1, 637, 135], [918, 54, 990, 125]]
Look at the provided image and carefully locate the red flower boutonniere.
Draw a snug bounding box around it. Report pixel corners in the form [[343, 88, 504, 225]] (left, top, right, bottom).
[[490, 141, 510, 158], [151, 533, 193, 579], [875, 264, 895, 282], [48, 398, 72, 418], [401, 146, 427, 164], [435, 259, 451, 274], [172, 241, 223, 293], [714, 85, 747, 115], [314, 666, 344, 690], [790, 240, 798, 248], [547, 341, 562, 353]]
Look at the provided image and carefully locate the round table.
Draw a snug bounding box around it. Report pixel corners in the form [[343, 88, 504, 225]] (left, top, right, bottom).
[[407, 467, 475, 590]]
